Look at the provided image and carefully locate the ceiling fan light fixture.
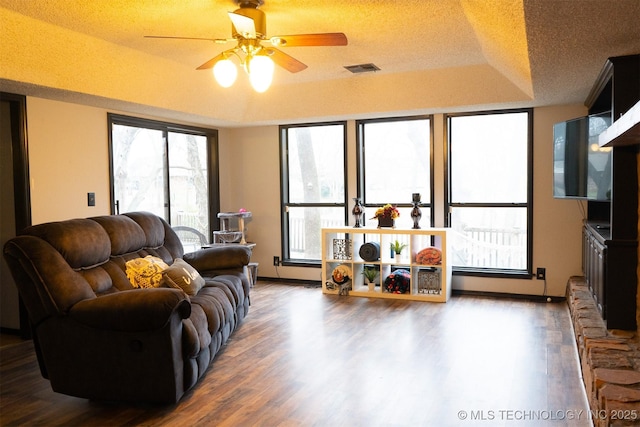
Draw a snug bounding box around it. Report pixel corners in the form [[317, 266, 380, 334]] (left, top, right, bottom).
[[149, 0, 347, 93], [213, 58, 238, 88], [247, 54, 274, 93]]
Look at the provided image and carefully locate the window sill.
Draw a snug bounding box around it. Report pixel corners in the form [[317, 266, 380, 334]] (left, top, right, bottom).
[[453, 267, 533, 280], [282, 260, 321, 268]]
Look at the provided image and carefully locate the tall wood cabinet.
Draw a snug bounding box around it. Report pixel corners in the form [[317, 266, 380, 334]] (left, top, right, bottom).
[[582, 54, 640, 330]]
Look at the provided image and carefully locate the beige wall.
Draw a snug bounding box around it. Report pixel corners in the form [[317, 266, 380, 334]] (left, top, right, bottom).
[[27, 97, 111, 223], [24, 96, 587, 297]]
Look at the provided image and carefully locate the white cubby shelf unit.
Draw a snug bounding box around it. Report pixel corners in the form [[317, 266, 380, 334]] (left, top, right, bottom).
[[321, 227, 452, 302]]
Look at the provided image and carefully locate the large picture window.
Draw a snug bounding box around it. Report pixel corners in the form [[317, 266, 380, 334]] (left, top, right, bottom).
[[446, 109, 532, 275], [108, 114, 219, 250], [357, 116, 433, 228], [280, 122, 347, 264]]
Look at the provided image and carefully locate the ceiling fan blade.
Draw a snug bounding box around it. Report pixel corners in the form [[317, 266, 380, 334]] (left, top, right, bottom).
[[196, 52, 227, 70], [145, 35, 230, 44], [269, 33, 348, 47], [228, 11, 256, 38], [267, 48, 308, 73]]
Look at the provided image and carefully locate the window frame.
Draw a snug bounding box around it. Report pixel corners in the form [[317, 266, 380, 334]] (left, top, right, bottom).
[[356, 115, 435, 227], [107, 113, 220, 233], [279, 121, 348, 267], [444, 108, 534, 278]]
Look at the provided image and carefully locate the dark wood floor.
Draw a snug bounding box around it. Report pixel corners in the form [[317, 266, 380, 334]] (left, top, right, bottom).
[[1, 282, 591, 426]]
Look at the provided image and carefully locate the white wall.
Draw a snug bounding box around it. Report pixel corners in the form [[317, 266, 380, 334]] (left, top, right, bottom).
[[23, 96, 587, 297]]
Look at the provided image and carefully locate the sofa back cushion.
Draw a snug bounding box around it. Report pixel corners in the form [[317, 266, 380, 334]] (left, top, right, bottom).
[[90, 215, 147, 255], [89, 213, 186, 293], [4, 212, 187, 322], [23, 218, 111, 269], [123, 212, 166, 248]]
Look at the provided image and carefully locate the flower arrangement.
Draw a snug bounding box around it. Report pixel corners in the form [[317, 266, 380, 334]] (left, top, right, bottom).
[[372, 204, 400, 220]]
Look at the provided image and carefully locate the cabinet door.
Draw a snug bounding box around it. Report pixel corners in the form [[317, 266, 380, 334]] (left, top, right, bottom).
[[592, 240, 605, 315]]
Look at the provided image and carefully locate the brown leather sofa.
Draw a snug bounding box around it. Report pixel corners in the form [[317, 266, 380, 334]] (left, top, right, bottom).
[[3, 211, 251, 404]]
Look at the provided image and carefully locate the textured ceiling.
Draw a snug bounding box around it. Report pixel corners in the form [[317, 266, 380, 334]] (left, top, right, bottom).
[[1, 0, 639, 127]]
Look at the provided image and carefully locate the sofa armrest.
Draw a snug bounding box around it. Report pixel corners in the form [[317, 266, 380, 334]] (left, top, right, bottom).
[[69, 288, 191, 332], [183, 245, 251, 271]]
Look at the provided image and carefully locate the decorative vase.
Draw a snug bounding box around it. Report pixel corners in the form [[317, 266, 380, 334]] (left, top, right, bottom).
[[378, 216, 395, 228], [352, 198, 364, 228], [368, 282, 375, 291], [411, 193, 422, 229]]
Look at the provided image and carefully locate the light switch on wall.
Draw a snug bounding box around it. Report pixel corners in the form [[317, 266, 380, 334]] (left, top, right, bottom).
[[87, 192, 95, 206]]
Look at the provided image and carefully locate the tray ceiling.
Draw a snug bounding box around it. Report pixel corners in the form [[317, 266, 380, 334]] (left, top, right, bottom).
[[1, 0, 639, 127]]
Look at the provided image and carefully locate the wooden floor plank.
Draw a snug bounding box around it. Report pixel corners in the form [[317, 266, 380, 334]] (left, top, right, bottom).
[[0, 282, 591, 426]]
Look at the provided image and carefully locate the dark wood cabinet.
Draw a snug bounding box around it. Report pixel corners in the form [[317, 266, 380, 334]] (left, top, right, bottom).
[[583, 225, 605, 314], [583, 223, 637, 329], [582, 54, 639, 330]]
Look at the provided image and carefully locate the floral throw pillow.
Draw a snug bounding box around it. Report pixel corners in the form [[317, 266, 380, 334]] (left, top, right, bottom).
[[162, 258, 205, 296], [125, 256, 169, 289], [384, 269, 411, 294], [416, 247, 442, 265]]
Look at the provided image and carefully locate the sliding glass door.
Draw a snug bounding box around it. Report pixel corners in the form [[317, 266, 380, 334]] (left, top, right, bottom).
[[109, 114, 218, 243]]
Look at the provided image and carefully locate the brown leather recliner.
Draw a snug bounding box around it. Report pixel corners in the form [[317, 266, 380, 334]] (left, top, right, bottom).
[[3, 211, 251, 404]]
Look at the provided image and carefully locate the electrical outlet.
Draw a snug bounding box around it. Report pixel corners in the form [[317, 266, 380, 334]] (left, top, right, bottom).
[[273, 256, 280, 267], [536, 267, 546, 280]]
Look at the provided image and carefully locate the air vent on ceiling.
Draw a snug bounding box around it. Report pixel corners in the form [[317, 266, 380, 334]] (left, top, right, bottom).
[[344, 63, 380, 74]]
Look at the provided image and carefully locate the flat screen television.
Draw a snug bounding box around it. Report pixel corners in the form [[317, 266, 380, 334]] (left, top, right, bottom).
[[553, 112, 612, 200]]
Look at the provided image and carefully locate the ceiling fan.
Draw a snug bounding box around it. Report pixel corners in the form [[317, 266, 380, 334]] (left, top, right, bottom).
[[145, 0, 348, 92]]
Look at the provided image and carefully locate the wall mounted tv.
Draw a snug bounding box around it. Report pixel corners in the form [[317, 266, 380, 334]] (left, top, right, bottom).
[[553, 112, 612, 200]]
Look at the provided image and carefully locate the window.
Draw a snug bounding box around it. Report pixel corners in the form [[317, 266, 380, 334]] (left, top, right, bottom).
[[446, 109, 532, 276], [357, 116, 433, 228], [108, 114, 219, 249], [280, 122, 347, 265]]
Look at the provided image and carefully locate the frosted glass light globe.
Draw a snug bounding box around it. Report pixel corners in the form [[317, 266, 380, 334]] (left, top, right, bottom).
[[213, 59, 237, 88], [248, 55, 274, 93]]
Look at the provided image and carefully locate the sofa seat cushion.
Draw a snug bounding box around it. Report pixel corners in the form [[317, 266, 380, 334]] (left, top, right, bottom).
[[183, 304, 211, 355], [191, 287, 234, 333], [207, 275, 246, 307], [181, 319, 200, 359]]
